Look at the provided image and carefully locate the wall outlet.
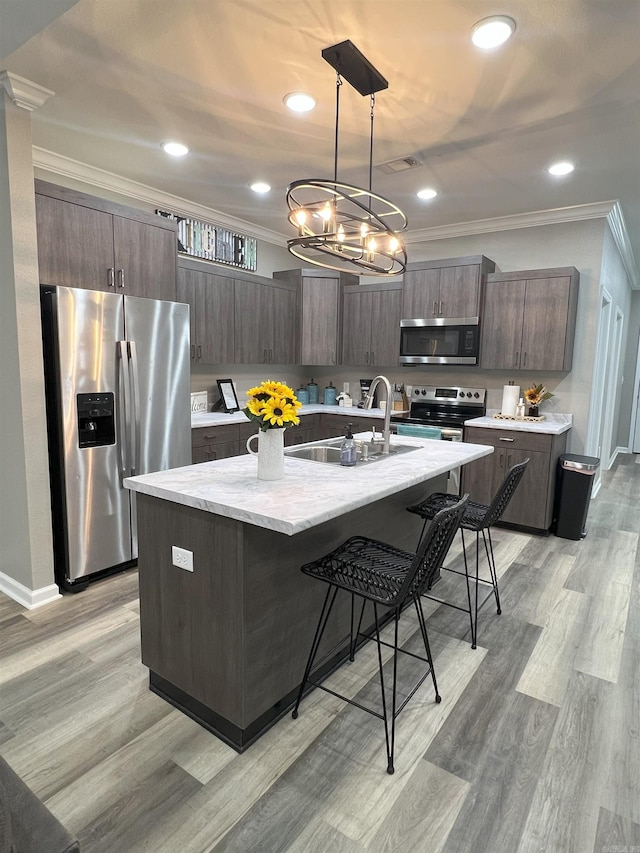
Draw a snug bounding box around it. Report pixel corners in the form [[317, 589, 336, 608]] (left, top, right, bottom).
[[171, 545, 194, 572]]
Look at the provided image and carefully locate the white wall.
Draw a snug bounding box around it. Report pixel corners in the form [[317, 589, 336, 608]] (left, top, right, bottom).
[[598, 224, 639, 452], [0, 92, 55, 601]]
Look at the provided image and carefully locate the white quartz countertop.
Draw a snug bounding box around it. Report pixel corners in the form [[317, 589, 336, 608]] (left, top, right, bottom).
[[191, 405, 387, 429], [465, 411, 572, 435], [125, 434, 492, 536]]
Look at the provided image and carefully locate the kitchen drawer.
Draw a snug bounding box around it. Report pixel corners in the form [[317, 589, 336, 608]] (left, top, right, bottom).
[[192, 424, 239, 448], [192, 440, 239, 463], [464, 426, 552, 453]]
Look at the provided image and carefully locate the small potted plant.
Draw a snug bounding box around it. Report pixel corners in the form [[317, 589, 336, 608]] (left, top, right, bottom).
[[523, 383, 553, 418]]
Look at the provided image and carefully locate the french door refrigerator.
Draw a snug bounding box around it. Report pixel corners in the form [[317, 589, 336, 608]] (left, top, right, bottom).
[[40, 284, 191, 590]]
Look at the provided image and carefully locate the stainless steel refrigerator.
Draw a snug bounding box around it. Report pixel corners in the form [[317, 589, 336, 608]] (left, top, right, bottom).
[[40, 284, 191, 590]]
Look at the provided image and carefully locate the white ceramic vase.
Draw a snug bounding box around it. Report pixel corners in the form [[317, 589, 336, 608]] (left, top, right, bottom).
[[246, 428, 285, 480]]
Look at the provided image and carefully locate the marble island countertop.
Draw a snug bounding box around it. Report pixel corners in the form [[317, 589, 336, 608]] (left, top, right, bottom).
[[465, 411, 573, 435], [191, 404, 388, 429], [125, 433, 492, 536]]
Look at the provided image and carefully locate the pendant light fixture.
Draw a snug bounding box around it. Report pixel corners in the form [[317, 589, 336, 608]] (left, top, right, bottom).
[[286, 41, 407, 276]]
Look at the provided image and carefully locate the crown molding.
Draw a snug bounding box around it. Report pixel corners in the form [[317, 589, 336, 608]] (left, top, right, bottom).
[[0, 71, 54, 111], [32, 146, 638, 283], [605, 202, 639, 290], [405, 200, 620, 244], [32, 146, 288, 247]]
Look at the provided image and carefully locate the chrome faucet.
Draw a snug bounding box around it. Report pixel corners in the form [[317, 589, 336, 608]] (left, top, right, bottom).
[[364, 375, 392, 454]]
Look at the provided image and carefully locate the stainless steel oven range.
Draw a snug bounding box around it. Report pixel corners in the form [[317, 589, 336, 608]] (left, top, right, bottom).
[[390, 385, 486, 494]]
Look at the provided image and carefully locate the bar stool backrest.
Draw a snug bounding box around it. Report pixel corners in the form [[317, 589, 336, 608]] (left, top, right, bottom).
[[405, 494, 469, 601], [482, 458, 529, 529]]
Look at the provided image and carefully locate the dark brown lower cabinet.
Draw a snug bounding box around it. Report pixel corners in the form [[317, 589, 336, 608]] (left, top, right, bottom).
[[191, 424, 240, 463], [319, 413, 380, 438], [462, 425, 568, 532], [191, 413, 383, 463], [192, 414, 323, 462]]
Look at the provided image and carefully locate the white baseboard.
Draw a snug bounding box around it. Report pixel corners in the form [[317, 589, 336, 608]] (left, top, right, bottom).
[[0, 572, 62, 609]]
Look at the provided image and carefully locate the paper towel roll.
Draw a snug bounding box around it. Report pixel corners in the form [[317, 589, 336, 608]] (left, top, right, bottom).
[[501, 384, 520, 416]]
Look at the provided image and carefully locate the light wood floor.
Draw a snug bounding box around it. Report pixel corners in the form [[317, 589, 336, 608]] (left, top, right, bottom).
[[1, 456, 639, 852]]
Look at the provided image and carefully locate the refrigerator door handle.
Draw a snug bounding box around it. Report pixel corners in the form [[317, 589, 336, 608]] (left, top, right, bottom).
[[116, 340, 131, 482], [128, 340, 142, 476]]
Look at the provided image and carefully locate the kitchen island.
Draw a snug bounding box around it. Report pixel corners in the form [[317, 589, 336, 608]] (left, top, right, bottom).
[[125, 434, 492, 750]]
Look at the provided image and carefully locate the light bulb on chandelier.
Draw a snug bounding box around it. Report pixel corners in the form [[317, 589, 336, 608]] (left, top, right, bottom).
[[286, 40, 407, 276]]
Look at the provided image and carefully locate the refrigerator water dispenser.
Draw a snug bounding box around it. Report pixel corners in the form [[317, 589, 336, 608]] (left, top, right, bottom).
[[77, 392, 115, 447]]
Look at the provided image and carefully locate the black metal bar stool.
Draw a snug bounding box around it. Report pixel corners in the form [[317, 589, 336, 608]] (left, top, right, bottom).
[[291, 495, 468, 775], [406, 459, 529, 649]]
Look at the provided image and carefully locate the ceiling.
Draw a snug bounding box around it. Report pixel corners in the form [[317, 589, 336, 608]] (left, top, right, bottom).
[[3, 0, 640, 263]]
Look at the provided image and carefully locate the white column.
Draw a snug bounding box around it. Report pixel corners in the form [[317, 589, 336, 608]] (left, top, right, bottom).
[[0, 71, 60, 607]]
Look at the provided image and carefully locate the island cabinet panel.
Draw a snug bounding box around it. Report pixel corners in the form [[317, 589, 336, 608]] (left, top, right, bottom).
[[135, 478, 437, 748], [177, 259, 235, 365], [342, 282, 402, 367], [35, 180, 177, 300], [480, 267, 579, 371], [402, 255, 495, 320], [234, 276, 297, 364], [463, 426, 568, 531], [137, 498, 246, 723]]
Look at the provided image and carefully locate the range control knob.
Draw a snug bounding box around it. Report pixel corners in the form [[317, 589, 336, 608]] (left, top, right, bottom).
[[466, 392, 472, 398], [474, 392, 480, 398], [414, 389, 420, 395], [458, 391, 465, 398]]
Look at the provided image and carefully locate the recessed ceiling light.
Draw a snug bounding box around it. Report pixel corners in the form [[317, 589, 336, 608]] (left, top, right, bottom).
[[471, 16, 516, 49], [548, 161, 575, 176], [161, 141, 189, 157], [284, 92, 316, 113], [250, 182, 271, 194], [417, 188, 438, 200]]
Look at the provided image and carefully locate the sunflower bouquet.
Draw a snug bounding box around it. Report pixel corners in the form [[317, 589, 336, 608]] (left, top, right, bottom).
[[243, 380, 301, 431], [524, 383, 553, 408]]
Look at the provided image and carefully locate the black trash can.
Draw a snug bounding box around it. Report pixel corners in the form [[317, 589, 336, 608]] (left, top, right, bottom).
[[553, 453, 600, 540]]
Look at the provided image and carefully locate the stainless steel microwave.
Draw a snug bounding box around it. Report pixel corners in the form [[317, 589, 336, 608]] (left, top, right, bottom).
[[399, 317, 480, 365]]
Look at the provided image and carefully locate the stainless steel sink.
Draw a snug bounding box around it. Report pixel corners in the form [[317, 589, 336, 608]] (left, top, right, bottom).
[[284, 439, 419, 465]]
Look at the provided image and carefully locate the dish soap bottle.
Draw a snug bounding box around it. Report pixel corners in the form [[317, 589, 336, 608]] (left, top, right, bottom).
[[340, 423, 357, 467], [515, 397, 525, 420]]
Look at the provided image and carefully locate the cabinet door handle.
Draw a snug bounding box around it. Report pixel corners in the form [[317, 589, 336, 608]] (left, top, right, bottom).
[[433, 300, 437, 316], [514, 352, 519, 367], [365, 351, 369, 364], [439, 300, 443, 315], [370, 351, 375, 364], [263, 349, 267, 363], [197, 345, 202, 360], [108, 268, 115, 287], [331, 350, 335, 364], [191, 344, 195, 360], [269, 348, 273, 362], [117, 268, 125, 288], [499, 437, 515, 442], [523, 351, 527, 366]]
